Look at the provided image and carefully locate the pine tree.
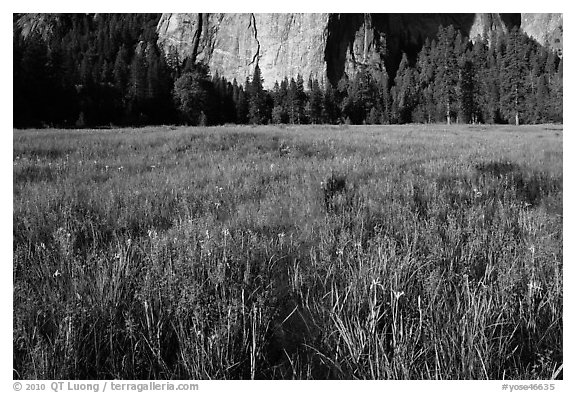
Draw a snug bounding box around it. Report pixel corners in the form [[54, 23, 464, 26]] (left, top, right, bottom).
[[127, 49, 147, 121], [500, 27, 529, 125], [248, 64, 268, 124], [433, 25, 459, 124], [376, 68, 391, 124], [459, 58, 479, 123], [414, 38, 436, 123], [270, 80, 287, 124], [548, 58, 563, 123], [533, 74, 549, 122], [482, 32, 502, 123], [307, 79, 323, 124], [295, 74, 308, 124], [236, 87, 249, 124], [391, 53, 417, 123], [322, 81, 339, 124], [367, 107, 379, 125], [287, 76, 307, 124], [113, 45, 129, 91]]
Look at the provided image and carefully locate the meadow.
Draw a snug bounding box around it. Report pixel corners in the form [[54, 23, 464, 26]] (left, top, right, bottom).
[[13, 124, 563, 379]]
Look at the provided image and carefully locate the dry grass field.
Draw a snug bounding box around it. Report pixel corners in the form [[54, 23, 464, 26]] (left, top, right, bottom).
[[13, 124, 562, 379]]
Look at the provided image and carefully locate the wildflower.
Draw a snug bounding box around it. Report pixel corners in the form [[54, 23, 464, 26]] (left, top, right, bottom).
[[222, 228, 230, 237], [105, 165, 109, 171], [214, 202, 221, 208], [370, 278, 383, 291], [118, 166, 124, 171], [150, 165, 156, 169], [53, 269, 62, 278], [336, 248, 344, 257], [147, 229, 157, 239], [392, 290, 405, 300], [473, 188, 482, 198], [528, 281, 542, 292]]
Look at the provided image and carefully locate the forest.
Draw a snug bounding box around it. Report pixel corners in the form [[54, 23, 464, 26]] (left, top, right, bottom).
[[13, 14, 563, 128]]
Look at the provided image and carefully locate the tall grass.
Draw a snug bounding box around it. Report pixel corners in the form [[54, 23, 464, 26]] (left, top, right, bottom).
[[13, 124, 562, 379]]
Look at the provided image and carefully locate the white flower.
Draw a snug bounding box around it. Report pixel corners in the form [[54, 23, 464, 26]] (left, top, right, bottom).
[[392, 290, 405, 300], [370, 278, 382, 291], [53, 270, 62, 278], [222, 228, 230, 237], [528, 281, 542, 292]]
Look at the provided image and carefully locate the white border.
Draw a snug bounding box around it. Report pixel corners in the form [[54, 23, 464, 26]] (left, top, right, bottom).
[[4, 3, 572, 392]]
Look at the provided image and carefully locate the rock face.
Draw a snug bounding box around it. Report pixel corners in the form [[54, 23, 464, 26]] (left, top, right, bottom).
[[157, 13, 329, 87], [156, 13, 562, 88], [521, 13, 563, 55]]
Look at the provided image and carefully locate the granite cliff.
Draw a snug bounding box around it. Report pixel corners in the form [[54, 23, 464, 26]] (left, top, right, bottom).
[[157, 13, 330, 87], [157, 13, 562, 88]]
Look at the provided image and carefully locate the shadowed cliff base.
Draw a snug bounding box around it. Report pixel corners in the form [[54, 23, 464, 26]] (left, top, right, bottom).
[[325, 13, 521, 85]]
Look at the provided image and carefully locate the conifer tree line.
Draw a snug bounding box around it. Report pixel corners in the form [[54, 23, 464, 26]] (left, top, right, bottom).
[[14, 14, 562, 128]]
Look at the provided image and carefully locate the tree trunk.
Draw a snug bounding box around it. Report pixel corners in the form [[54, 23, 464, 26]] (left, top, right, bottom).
[[515, 86, 519, 126]]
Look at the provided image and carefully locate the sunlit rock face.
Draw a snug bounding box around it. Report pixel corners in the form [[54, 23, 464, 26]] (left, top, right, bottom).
[[156, 13, 561, 87], [157, 13, 330, 88], [521, 13, 563, 55]]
